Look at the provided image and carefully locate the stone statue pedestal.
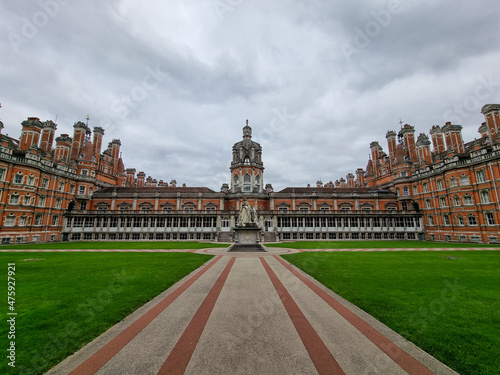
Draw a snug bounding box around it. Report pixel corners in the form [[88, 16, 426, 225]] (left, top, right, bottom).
[[228, 225, 266, 252]]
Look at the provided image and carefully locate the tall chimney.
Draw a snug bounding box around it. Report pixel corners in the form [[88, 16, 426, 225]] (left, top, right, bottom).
[[19, 117, 43, 151], [442, 122, 465, 154], [415, 133, 432, 165], [92, 127, 104, 164], [70, 121, 89, 160], [125, 168, 136, 187], [39, 120, 57, 152], [54, 134, 72, 163], [136, 171, 146, 187], [481, 104, 500, 144], [430, 125, 445, 154], [400, 124, 417, 162]]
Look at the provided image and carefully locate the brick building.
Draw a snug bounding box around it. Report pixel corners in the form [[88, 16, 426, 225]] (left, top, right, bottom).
[[0, 117, 126, 243], [365, 104, 500, 243], [1, 104, 499, 244], [63, 121, 423, 243]]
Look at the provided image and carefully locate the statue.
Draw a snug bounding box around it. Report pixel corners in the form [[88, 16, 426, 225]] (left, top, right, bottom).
[[236, 198, 258, 227]]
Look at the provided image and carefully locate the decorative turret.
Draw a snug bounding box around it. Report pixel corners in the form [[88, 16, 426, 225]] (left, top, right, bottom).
[[54, 134, 72, 163], [93, 127, 104, 164], [481, 104, 500, 144], [70, 121, 90, 160], [19, 117, 43, 151], [430, 125, 445, 154], [399, 124, 417, 162], [39, 120, 57, 152], [415, 133, 432, 165], [230, 120, 264, 194], [442, 122, 465, 154]]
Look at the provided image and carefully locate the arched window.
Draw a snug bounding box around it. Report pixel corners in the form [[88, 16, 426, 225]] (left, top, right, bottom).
[[255, 175, 260, 190], [234, 175, 240, 190], [243, 174, 251, 192]]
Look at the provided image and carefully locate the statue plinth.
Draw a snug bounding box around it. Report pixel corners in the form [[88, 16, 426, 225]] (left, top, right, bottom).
[[228, 225, 266, 252], [229, 198, 266, 252]]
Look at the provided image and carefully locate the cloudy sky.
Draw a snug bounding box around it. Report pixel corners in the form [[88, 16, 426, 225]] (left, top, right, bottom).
[[1, 0, 499, 191]]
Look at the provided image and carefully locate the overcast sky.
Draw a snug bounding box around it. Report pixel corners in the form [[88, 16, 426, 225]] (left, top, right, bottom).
[[1, 1, 499, 191]]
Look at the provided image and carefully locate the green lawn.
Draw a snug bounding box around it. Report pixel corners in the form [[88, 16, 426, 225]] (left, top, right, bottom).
[[268, 240, 499, 249], [282, 250, 500, 375], [0, 252, 213, 375], [0, 241, 229, 250]]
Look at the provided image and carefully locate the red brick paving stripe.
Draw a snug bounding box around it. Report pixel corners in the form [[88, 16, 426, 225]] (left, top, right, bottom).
[[260, 257, 346, 375], [68, 255, 223, 375], [157, 257, 236, 375], [275, 255, 435, 375]]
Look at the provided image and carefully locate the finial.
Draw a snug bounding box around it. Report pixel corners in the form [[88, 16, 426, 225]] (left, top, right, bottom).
[[85, 115, 90, 127], [399, 118, 403, 128], [246, 119, 248, 126]]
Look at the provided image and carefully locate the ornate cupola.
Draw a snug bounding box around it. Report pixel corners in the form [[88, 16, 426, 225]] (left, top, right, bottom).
[[230, 120, 264, 194]]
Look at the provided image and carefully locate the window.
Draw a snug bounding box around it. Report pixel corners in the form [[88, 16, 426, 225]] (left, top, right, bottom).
[[413, 185, 418, 195], [278, 207, 288, 213], [480, 191, 490, 204], [0, 168, 5, 181], [55, 198, 62, 209], [486, 213, 495, 225], [423, 183, 429, 192], [5, 215, 15, 226], [468, 216, 477, 226], [443, 215, 450, 226], [457, 216, 465, 226], [234, 175, 239, 190], [9, 194, 19, 205], [401, 171, 407, 178], [437, 179, 444, 190], [427, 216, 434, 226], [255, 175, 260, 190], [27, 175, 34, 185], [78, 186, 86, 195], [19, 216, 26, 227], [41, 178, 49, 189], [449, 177, 457, 187], [476, 170, 486, 183], [80, 202, 87, 210], [14, 173, 23, 184], [70, 185, 75, 194], [464, 195, 473, 205], [403, 186, 409, 196], [34, 214, 43, 226], [401, 202, 408, 211], [52, 216, 59, 226], [81, 169, 88, 176], [243, 174, 251, 192], [454, 195, 461, 206], [425, 199, 431, 209], [439, 197, 447, 207], [58, 182, 65, 191], [299, 207, 310, 213], [460, 175, 469, 185]]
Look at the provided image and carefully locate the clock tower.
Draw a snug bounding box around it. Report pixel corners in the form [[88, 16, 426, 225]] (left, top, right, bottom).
[[230, 121, 264, 194]]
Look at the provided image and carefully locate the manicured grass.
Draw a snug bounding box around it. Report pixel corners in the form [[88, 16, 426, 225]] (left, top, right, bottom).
[[282, 251, 500, 375], [0, 241, 229, 250], [268, 240, 499, 249], [0, 252, 213, 374]]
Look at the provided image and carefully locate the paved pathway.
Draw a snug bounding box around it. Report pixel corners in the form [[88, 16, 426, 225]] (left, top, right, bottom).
[[46, 247, 461, 375]]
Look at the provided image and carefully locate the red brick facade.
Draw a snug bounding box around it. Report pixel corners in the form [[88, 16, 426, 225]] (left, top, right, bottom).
[[1, 104, 499, 244]]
